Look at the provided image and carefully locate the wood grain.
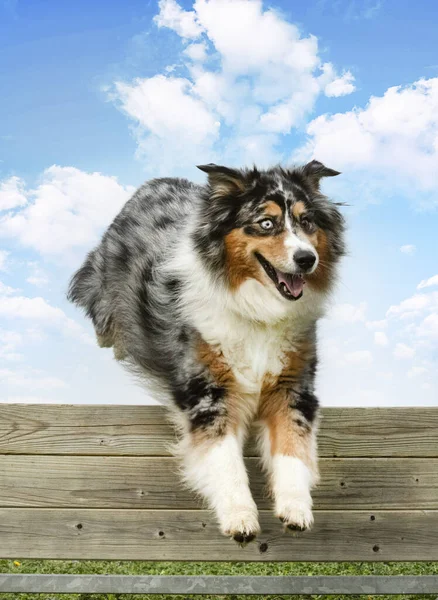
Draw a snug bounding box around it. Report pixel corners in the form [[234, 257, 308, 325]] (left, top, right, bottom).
[[0, 405, 437, 457], [0, 456, 436, 510], [0, 509, 436, 561]]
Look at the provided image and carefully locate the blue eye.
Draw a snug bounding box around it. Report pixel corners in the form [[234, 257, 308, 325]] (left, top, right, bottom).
[[260, 219, 274, 230]]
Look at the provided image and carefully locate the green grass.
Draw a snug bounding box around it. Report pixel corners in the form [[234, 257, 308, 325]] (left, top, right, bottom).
[[1, 560, 437, 600]]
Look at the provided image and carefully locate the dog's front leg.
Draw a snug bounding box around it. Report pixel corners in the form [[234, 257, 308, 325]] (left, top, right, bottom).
[[258, 387, 319, 531], [178, 404, 260, 544]]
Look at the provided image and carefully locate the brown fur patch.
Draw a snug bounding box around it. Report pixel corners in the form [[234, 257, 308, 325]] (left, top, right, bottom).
[[305, 229, 333, 292], [224, 229, 262, 290], [196, 339, 255, 439], [197, 339, 236, 391], [258, 344, 316, 467], [292, 201, 306, 220], [263, 201, 283, 217], [225, 229, 291, 291]]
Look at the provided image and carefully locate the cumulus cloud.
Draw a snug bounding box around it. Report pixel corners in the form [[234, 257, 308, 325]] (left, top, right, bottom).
[[297, 78, 438, 203], [418, 274, 438, 290], [344, 349, 374, 366], [26, 262, 49, 288], [374, 331, 389, 346], [111, 0, 355, 171], [0, 166, 134, 261], [0, 280, 17, 296], [324, 71, 356, 97], [0, 250, 9, 271], [154, 0, 203, 39], [0, 292, 92, 345], [0, 328, 23, 361], [393, 343, 415, 359], [330, 302, 367, 323], [400, 244, 416, 255], [408, 366, 428, 378], [0, 367, 66, 391], [114, 75, 221, 172], [0, 176, 27, 211]]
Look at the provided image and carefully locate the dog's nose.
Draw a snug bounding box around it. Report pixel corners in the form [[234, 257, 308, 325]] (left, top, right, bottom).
[[294, 250, 316, 271]]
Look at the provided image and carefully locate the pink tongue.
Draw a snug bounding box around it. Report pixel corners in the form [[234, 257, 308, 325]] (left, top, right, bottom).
[[276, 271, 304, 297]]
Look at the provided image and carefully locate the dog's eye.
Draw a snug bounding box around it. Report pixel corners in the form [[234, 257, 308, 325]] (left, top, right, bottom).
[[259, 219, 274, 230], [301, 217, 315, 233]]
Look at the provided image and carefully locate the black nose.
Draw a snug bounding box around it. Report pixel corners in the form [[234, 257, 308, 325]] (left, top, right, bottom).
[[294, 250, 316, 271]]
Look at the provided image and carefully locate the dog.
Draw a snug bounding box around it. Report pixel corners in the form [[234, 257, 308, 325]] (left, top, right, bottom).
[[68, 160, 346, 544]]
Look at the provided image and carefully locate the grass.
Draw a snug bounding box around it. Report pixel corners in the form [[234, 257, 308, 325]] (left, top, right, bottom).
[[1, 559, 437, 600]]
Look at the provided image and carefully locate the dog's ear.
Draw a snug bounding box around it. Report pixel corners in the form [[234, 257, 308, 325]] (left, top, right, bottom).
[[302, 160, 341, 189], [197, 163, 247, 197]]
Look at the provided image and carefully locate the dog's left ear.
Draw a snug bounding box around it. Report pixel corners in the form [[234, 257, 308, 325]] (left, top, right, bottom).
[[197, 163, 247, 197], [302, 160, 341, 189]]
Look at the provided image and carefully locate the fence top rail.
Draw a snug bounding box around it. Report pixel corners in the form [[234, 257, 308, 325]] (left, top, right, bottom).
[[0, 404, 437, 457]]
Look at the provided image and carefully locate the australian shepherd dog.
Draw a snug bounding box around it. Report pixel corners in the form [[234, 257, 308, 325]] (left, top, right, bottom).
[[68, 160, 346, 544]]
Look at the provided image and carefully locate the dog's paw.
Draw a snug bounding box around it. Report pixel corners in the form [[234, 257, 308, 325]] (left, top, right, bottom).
[[221, 506, 261, 545], [276, 497, 314, 532]]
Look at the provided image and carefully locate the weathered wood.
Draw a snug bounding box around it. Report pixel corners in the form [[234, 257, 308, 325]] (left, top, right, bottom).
[[1, 456, 436, 510], [0, 509, 436, 561], [2, 574, 438, 595], [1, 405, 437, 457]]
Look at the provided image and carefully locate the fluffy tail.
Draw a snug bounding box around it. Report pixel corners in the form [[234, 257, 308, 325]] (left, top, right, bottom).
[[67, 249, 115, 347]]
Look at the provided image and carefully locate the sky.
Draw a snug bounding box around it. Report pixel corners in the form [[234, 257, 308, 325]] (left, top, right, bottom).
[[0, 0, 437, 406]]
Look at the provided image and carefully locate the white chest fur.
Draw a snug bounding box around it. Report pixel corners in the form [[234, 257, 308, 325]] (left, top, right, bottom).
[[171, 244, 325, 397], [192, 300, 318, 398]]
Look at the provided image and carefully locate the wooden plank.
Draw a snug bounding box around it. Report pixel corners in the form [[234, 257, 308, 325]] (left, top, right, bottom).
[[0, 509, 436, 561], [0, 405, 437, 457], [1, 456, 436, 510]]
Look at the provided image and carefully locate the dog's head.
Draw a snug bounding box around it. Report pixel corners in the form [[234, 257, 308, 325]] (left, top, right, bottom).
[[194, 161, 346, 307]]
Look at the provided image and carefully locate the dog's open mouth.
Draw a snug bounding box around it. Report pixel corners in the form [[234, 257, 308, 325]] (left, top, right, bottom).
[[256, 253, 305, 301]]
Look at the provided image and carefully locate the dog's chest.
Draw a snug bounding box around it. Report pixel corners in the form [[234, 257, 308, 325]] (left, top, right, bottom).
[[201, 317, 298, 395]]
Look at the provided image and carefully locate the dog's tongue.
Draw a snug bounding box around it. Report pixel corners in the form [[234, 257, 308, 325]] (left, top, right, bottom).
[[276, 270, 304, 298]]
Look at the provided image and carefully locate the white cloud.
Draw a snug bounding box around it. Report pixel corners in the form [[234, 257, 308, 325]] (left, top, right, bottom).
[[112, 0, 355, 171], [374, 331, 389, 346], [0, 176, 27, 211], [400, 244, 416, 255], [0, 166, 134, 261], [324, 71, 356, 97], [26, 262, 49, 288], [387, 292, 437, 319], [366, 319, 388, 330], [344, 350, 373, 366], [154, 0, 203, 39], [330, 302, 367, 322], [393, 343, 415, 359], [0, 367, 65, 391], [418, 274, 438, 290], [298, 78, 438, 200], [0, 280, 17, 296], [114, 75, 220, 171], [416, 313, 438, 339], [183, 42, 208, 62], [408, 366, 428, 378], [0, 294, 92, 344], [0, 250, 9, 271], [0, 329, 23, 362]]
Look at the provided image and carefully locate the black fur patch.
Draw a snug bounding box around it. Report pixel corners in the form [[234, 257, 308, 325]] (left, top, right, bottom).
[[294, 390, 319, 423]]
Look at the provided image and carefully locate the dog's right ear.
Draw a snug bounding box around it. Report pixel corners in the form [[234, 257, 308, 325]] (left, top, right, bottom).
[[302, 160, 341, 190], [197, 164, 246, 197]]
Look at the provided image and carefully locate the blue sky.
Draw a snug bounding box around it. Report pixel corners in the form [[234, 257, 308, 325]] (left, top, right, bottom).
[[1, 0, 437, 405]]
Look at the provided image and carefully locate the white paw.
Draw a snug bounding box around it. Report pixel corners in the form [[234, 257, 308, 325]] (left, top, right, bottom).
[[275, 495, 314, 531], [220, 505, 261, 544]]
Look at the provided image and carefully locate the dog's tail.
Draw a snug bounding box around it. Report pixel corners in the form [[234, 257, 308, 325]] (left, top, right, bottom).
[[67, 249, 115, 349]]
